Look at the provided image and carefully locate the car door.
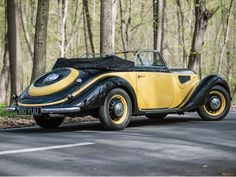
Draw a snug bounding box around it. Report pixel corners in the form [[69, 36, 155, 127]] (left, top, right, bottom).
[[135, 51, 175, 110]]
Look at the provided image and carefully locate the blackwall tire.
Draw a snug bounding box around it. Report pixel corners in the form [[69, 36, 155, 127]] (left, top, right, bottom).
[[34, 115, 64, 129], [197, 85, 230, 121], [99, 88, 132, 130]]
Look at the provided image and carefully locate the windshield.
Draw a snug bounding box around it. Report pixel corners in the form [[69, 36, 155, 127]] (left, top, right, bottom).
[[135, 50, 165, 67]]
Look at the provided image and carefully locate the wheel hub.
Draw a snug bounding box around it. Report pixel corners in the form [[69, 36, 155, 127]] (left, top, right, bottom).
[[209, 97, 221, 110], [113, 102, 124, 117]]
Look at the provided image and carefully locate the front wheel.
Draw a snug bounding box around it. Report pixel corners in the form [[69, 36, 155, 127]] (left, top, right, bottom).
[[99, 88, 132, 130], [197, 85, 230, 121], [34, 115, 64, 129]]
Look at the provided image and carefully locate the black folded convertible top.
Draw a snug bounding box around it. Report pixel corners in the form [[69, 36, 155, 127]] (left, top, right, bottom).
[[52, 55, 135, 71]]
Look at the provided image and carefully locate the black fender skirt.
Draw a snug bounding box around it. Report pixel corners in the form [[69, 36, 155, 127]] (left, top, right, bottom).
[[182, 75, 231, 111]]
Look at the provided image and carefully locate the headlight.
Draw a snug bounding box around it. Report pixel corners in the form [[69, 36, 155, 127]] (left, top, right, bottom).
[[43, 73, 59, 84]]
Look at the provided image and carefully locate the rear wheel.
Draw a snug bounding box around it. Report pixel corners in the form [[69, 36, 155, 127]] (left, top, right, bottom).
[[99, 88, 132, 130], [197, 85, 230, 121], [146, 113, 167, 119], [34, 115, 64, 129]]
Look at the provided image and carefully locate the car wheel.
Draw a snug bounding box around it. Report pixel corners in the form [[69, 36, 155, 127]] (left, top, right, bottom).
[[146, 113, 167, 119], [99, 88, 132, 130], [197, 85, 230, 121], [34, 115, 64, 129]]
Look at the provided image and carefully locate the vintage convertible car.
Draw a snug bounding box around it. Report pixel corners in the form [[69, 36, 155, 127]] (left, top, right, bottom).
[[6, 50, 231, 130]]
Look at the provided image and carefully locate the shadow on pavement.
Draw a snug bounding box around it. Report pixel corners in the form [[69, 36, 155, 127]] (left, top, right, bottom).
[[129, 116, 201, 128], [1, 115, 202, 134]]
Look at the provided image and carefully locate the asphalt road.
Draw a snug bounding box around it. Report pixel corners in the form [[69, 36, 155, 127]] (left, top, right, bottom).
[[0, 112, 236, 176]]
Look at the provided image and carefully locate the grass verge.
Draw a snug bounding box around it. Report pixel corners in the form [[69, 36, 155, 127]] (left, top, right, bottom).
[[0, 103, 97, 129]]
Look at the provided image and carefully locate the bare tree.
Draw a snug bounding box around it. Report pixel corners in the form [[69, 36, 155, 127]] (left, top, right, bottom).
[[83, 5, 89, 56], [0, 35, 10, 103], [83, 0, 95, 55], [176, 0, 187, 67], [153, 0, 165, 53], [19, 1, 33, 59], [0, 1, 10, 103], [119, 0, 128, 55], [7, 0, 23, 98], [217, 0, 234, 75], [226, 51, 232, 84], [100, 0, 117, 54], [31, 0, 49, 82], [59, 0, 68, 58], [188, 0, 219, 77]]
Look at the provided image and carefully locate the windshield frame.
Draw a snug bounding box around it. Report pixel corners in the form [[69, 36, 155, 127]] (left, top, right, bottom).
[[134, 49, 169, 71]]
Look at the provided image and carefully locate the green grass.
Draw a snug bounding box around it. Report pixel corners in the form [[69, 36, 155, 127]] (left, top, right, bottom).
[[0, 103, 19, 118]]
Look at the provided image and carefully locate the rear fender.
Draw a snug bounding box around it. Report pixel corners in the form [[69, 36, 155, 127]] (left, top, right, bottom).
[[67, 77, 138, 112]]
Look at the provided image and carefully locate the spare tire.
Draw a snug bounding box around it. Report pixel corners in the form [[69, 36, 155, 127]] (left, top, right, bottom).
[[28, 68, 79, 96]]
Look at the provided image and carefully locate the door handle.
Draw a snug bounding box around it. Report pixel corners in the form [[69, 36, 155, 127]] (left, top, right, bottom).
[[138, 75, 145, 79]]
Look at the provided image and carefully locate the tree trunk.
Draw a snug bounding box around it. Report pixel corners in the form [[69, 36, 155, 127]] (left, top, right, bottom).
[[153, 0, 165, 53], [176, 3, 182, 64], [0, 3, 10, 103], [119, 0, 127, 54], [0, 45, 10, 103], [31, 0, 49, 82], [83, 0, 95, 55], [59, 0, 68, 58], [19, 1, 33, 59], [226, 51, 232, 84], [100, 0, 117, 54], [176, 0, 187, 67], [188, 0, 219, 77], [7, 0, 23, 98], [126, 0, 131, 46], [217, 0, 234, 75], [83, 5, 89, 56]]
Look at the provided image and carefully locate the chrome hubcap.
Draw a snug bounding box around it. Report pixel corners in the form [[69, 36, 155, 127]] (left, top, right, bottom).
[[210, 97, 221, 110], [113, 102, 124, 117]]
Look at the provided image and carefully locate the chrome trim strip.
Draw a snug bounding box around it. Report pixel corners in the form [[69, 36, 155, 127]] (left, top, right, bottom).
[[41, 107, 81, 114], [5, 106, 80, 114]]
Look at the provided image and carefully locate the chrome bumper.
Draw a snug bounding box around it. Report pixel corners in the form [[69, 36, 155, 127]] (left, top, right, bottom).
[[5, 107, 17, 112], [5, 106, 81, 114]]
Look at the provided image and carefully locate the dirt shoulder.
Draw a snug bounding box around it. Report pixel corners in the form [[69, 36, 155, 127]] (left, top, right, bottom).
[[0, 117, 35, 129], [0, 116, 97, 129]]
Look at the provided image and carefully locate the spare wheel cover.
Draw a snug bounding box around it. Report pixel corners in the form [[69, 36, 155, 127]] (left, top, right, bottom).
[[28, 68, 79, 96]]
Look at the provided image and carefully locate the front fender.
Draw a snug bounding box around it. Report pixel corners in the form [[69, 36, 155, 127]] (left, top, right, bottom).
[[182, 75, 231, 111]]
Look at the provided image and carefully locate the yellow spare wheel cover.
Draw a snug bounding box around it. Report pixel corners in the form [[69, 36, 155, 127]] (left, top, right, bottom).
[[28, 68, 79, 96]]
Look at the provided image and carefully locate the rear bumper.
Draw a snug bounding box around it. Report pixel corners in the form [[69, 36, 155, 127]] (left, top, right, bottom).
[[5, 106, 81, 114]]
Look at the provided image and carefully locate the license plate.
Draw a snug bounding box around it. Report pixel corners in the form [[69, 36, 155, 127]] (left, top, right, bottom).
[[17, 107, 41, 115]]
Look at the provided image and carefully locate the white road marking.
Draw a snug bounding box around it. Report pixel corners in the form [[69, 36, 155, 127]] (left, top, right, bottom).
[[0, 142, 94, 156]]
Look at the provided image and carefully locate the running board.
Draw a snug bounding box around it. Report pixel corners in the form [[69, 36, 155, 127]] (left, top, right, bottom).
[[141, 108, 182, 114]]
